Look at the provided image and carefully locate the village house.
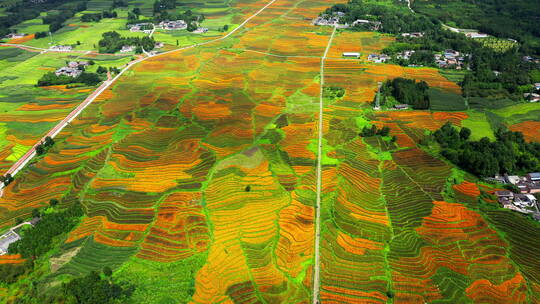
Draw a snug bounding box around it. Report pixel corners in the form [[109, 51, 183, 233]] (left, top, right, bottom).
[[158, 20, 188, 30], [128, 23, 153, 34], [50, 45, 72, 52], [343, 52, 360, 58], [313, 13, 340, 26], [368, 53, 390, 63], [67, 61, 88, 68], [120, 45, 135, 53], [155, 42, 164, 49], [524, 93, 540, 102], [394, 104, 409, 110], [465, 32, 489, 39], [5, 33, 26, 39], [534, 83, 540, 91], [55, 67, 82, 77], [401, 32, 424, 38], [193, 27, 208, 34], [397, 50, 415, 60]]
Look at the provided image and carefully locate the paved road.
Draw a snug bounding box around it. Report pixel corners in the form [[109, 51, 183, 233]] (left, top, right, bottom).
[[312, 25, 337, 304], [0, 0, 278, 194]]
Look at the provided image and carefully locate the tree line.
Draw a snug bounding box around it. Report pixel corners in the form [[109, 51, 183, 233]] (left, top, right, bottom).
[[381, 77, 430, 109], [432, 123, 540, 177], [37, 71, 101, 87]]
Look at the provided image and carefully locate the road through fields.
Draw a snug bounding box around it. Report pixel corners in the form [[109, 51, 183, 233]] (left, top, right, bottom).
[[312, 25, 337, 304]]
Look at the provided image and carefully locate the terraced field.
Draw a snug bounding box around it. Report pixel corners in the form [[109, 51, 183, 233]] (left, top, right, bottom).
[[1, 0, 540, 302]]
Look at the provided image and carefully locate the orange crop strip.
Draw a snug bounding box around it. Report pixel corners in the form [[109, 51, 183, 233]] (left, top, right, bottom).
[[0, 254, 25, 264], [510, 121, 540, 142]]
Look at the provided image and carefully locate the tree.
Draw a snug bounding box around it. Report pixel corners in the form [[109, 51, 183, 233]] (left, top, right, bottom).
[[223, 24, 229, 31], [97, 66, 108, 74], [32, 208, 41, 218], [49, 199, 59, 207], [35, 144, 45, 155], [459, 127, 471, 140], [245, 185, 251, 192], [103, 266, 112, 277]]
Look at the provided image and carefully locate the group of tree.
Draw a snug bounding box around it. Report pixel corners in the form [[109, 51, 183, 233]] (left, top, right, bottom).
[[41, 1, 88, 33], [323, 86, 345, 99], [0, 173, 14, 185], [37, 71, 101, 87], [60, 269, 135, 304], [359, 125, 390, 137], [98, 31, 155, 53], [153, 8, 205, 31], [9, 201, 84, 259], [35, 136, 55, 156], [433, 123, 540, 177], [81, 10, 117, 22], [381, 77, 430, 109], [0, 0, 89, 37], [411, 0, 540, 56], [324, 0, 439, 35]]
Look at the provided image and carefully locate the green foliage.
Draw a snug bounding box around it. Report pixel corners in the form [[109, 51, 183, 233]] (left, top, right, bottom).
[[0, 261, 31, 284], [98, 31, 155, 54], [412, 0, 540, 55], [382, 77, 430, 109], [325, 0, 438, 34], [359, 125, 390, 137], [434, 123, 540, 177], [62, 271, 134, 304], [37, 72, 101, 87], [9, 202, 84, 258], [323, 86, 345, 100]]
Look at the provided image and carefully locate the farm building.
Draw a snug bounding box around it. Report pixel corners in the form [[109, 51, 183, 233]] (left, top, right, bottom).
[[394, 104, 409, 110], [343, 52, 360, 58], [0, 230, 20, 255]]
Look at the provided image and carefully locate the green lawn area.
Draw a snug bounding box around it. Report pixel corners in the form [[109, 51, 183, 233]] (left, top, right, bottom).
[[24, 10, 146, 51], [461, 111, 494, 140]]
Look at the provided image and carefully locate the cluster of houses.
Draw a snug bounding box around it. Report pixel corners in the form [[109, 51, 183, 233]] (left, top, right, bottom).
[[367, 53, 391, 63], [434, 49, 468, 69], [120, 45, 135, 53], [523, 56, 540, 64], [523, 83, 540, 102], [128, 22, 153, 34], [155, 20, 208, 33], [491, 173, 540, 217], [313, 12, 381, 30], [4, 33, 27, 40], [49, 45, 73, 52], [401, 32, 424, 38], [55, 61, 88, 77], [158, 20, 187, 30]]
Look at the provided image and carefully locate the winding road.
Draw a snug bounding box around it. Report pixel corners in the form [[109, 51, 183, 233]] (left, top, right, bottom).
[[0, 0, 278, 194]]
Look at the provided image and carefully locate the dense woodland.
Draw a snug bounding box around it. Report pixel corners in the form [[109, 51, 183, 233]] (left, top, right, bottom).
[[98, 31, 155, 53], [0, 0, 89, 36], [412, 0, 540, 55], [324, 0, 540, 101], [433, 123, 540, 177], [381, 77, 430, 109], [10, 202, 84, 258]]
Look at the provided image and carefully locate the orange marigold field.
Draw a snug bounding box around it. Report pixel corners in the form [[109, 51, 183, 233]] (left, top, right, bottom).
[[509, 121, 540, 142]]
